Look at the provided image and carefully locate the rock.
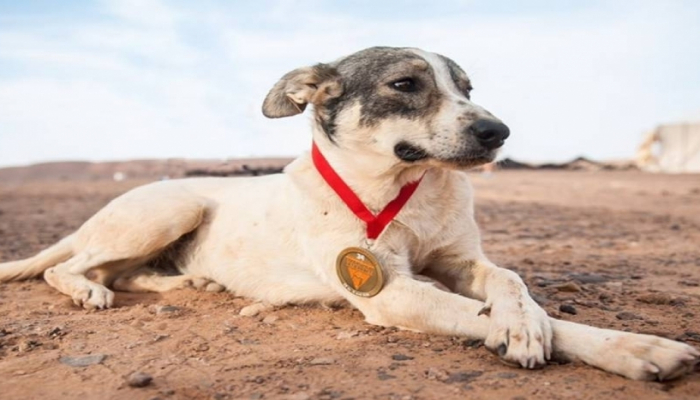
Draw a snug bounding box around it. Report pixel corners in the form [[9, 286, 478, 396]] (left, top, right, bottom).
[[637, 293, 674, 305], [462, 339, 484, 349], [239, 303, 271, 317], [553, 282, 582, 293], [205, 282, 226, 292], [391, 354, 414, 361], [262, 315, 279, 324], [336, 331, 358, 340], [377, 371, 396, 381], [425, 367, 449, 381], [155, 305, 181, 315], [559, 304, 577, 315], [569, 273, 610, 284], [309, 357, 335, 366], [59, 354, 106, 367], [284, 393, 311, 400], [444, 371, 483, 383], [127, 372, 153, 388], [47, 326, 65, 338], [616, 311, 643, 321], [18, 339, 41, 352]]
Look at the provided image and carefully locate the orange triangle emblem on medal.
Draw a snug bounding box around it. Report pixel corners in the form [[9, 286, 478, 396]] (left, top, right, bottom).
[[348, 264, 374, 289]]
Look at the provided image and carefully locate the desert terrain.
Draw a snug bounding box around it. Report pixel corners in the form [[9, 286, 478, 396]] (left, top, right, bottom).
[[1, 166, 699, 400]]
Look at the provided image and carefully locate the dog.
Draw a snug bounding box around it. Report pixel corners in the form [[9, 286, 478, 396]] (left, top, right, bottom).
[[0, 46, 697, 381]]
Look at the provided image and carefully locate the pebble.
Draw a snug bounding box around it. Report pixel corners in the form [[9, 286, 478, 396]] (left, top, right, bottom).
[[336, 331, 358, 340], [262, 315, 279, 324], [495, 372, 519, 379], [616, 311, 643, 321], [425, 367, 449, 381], [444, 371, 483, 383], [636, 293, 674, 305], [155, 305, 181, 315], [462, 339, 484, 349], [205, 282, 225, 292], [553, 282, 582, 293], [309, 357, 335, 366], [391, 354, 414, 361], [127, 372, 153, 388], [59, 354, 107, 367], [569, 273, 610, 284], [559, 304, 578, 315]]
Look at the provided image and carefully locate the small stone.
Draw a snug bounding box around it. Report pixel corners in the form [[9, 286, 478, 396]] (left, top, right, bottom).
[[309, 357, 335, 366], [425, 367, 449, 381], [18, 339, 41, 352], [444, 371, 483, 383], [127, 371, 153, 388], [336, 331, 358, 340], [377, 370, 396, 381], [553, 282, 582, 293], [637, 293, 674, 305], [262, 315, 279, 324], [559, 304, 578, 315], [569, 273, 609, 284], [59, 354, 107, 367], [462, 339, 484, 349], [155, 305, 181, 315], [391, 354, 414, 361], [194, 343, 209, 352], [285, 394, 311, 400], [616, 311, 643, 321], [205, 282, 225, 292]]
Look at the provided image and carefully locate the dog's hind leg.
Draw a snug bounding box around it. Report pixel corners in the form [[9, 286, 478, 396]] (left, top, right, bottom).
[[113, 271, 225, 293], [42, 188, 210, 309], [0, 235, 74, 282]]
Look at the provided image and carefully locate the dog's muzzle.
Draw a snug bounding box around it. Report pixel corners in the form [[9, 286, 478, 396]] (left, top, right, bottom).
[[468, 119, 510, 150]]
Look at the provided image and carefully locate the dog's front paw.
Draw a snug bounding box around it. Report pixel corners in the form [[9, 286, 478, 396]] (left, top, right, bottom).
[[482, 297, 552, 369], [72, 281, 114, 310], [595, 332, 699, 381]]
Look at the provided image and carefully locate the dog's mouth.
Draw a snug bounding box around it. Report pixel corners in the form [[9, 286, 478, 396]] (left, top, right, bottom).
[[394, 141, 496, 168], [394, 142, 430, 162]]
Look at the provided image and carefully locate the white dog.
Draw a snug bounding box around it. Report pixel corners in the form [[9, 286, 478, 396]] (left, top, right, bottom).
[[1, 47, 697, 381]]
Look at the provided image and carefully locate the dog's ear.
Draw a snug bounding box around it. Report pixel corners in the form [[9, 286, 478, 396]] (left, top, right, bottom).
[[262, 63, 342, 118]]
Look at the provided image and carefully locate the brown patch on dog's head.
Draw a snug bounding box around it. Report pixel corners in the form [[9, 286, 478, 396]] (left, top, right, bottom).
[[262, 46, 508, 170], [262, 64, 342, 119]]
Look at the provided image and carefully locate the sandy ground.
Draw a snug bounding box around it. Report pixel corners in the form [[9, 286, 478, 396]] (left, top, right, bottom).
[[1, 170, 699, 400]]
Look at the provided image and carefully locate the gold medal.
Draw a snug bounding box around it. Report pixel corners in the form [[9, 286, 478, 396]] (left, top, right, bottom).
[[336, 247, 384, 297]]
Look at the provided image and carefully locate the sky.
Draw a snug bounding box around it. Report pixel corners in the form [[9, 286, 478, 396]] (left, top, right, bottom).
[[0, 0, 699, 167]]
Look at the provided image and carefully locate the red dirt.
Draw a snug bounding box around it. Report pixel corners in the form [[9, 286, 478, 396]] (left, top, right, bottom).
[[1, 170, 699, 400]]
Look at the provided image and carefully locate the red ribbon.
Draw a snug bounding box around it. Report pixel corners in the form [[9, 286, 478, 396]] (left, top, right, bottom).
[[311, 142, 423, 240]]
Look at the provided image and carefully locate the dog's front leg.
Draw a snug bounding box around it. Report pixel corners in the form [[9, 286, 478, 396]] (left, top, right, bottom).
[[351, 275, 699, 380], [351, 274, 491, 337], [426, 252, 552, 368]]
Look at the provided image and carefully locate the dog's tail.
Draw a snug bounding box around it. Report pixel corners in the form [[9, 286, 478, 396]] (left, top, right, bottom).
[[0, 235, 75, 282]]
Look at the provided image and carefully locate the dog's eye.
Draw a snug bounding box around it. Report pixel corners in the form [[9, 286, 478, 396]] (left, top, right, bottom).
[[391, 78, 418, 93]]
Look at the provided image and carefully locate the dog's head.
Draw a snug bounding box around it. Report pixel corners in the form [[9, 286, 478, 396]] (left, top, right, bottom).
[[262, 46, 509, 169]]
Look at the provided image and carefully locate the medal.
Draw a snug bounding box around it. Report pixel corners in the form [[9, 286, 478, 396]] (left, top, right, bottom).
[[312, 142, 424, 297], [336, 247, 384, 297]]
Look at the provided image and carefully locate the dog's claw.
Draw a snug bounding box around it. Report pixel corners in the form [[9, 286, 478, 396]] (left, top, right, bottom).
[[477, 305, 492, 317]]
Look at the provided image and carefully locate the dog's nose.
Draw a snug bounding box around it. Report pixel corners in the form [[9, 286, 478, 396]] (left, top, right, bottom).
[[469, 119, 510, 150]]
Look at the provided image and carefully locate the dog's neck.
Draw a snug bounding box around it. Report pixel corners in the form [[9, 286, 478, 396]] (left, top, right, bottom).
[[308, 130, 429, 213]]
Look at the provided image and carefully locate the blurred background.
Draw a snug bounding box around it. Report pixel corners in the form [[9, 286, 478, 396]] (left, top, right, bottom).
[[0, 0, 699, 169]]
